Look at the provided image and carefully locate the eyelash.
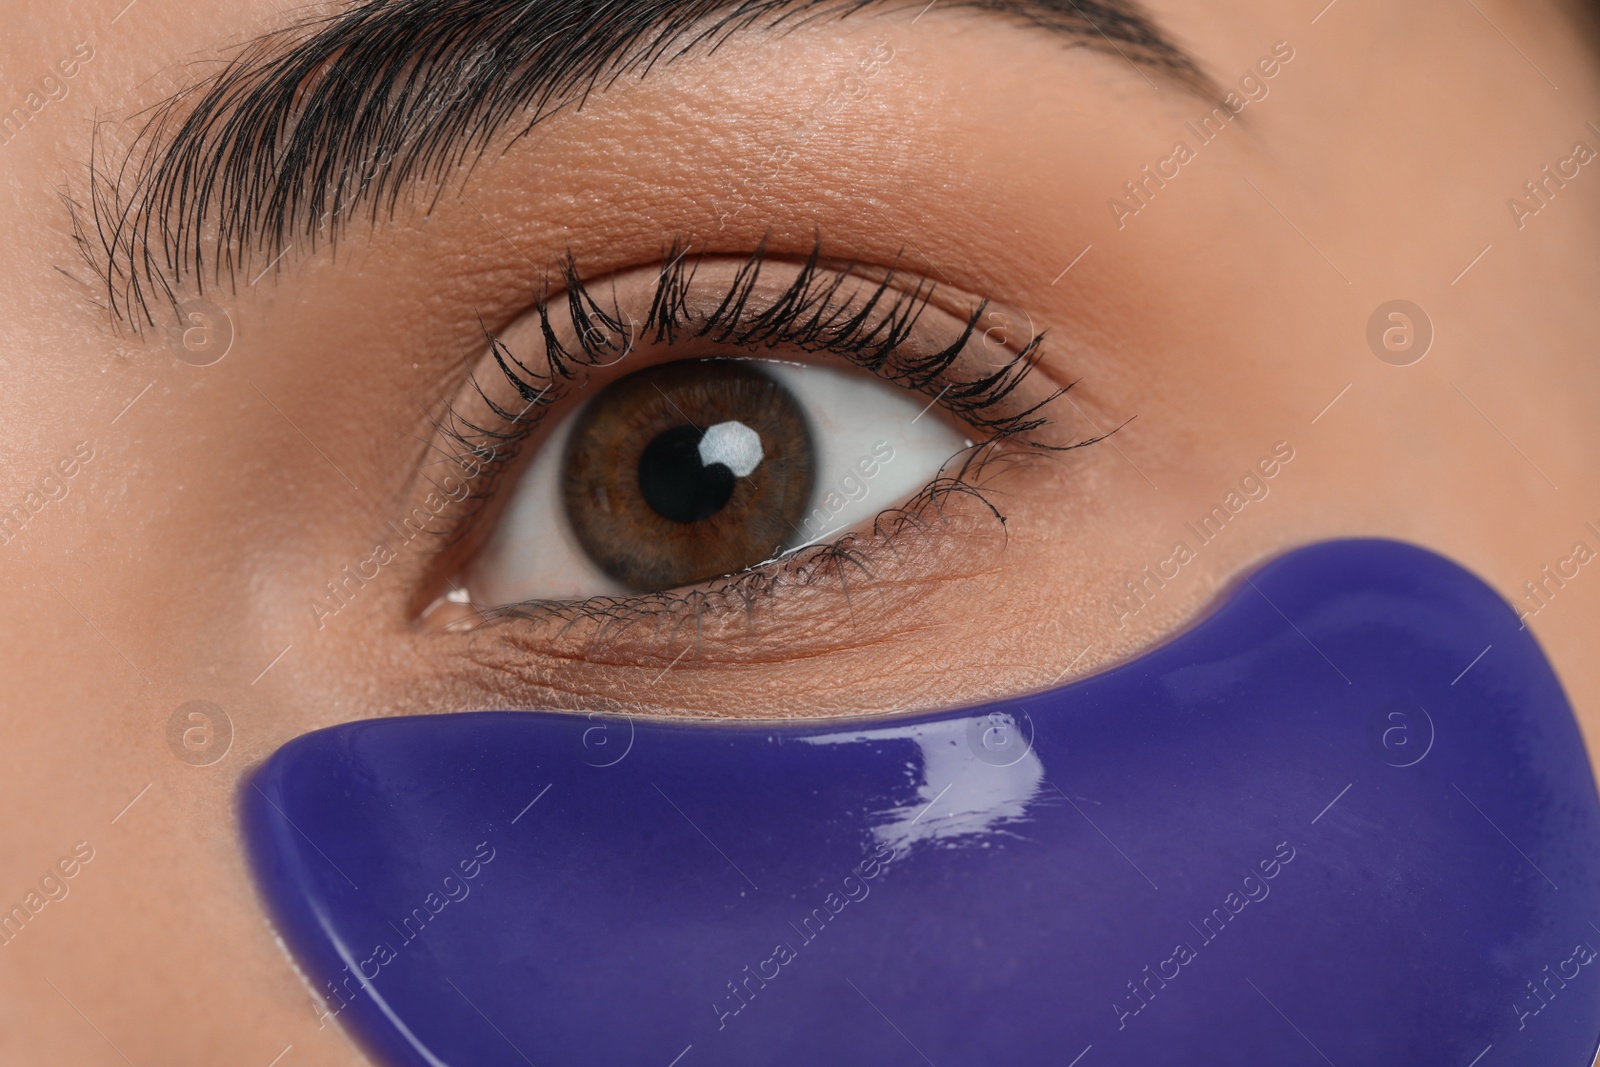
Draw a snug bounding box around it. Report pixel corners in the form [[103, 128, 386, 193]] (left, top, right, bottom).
[[426, 237, 1097, 637]]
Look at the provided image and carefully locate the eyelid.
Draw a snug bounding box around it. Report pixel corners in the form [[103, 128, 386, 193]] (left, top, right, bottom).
[[470, 244, 1063, 445]]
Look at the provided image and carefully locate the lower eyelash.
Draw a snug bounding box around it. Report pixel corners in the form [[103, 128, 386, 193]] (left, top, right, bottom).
[[433, 415, 1111, 652], [469, 436, 1038, 649]]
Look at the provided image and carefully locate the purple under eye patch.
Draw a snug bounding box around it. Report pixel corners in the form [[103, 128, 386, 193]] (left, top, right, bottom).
[[242, 540, 1600, 1066]]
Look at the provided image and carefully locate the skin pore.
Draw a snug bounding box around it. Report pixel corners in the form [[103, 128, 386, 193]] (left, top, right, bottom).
[[2, 0, 1599, 1061]]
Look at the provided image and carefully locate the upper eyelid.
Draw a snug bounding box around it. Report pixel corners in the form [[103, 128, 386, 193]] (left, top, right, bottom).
[[453, 244, 1061, 447], [74, 0, 1216, 328]]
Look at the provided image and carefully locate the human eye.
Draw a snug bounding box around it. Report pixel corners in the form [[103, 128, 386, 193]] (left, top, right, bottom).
[[466, 353, 963, 602], [417, 245, 1089, 638]]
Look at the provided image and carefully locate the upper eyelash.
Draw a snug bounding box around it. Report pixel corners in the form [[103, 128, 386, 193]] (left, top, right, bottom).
[[439, 235, 1068, 485], [569, 238, 1057, 439]]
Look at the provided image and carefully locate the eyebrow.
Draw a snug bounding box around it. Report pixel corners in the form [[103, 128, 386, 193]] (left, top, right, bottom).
[[79, 0, 1211, 325]]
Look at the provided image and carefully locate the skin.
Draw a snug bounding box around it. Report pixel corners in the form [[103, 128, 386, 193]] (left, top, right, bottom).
[[1, 0, 1598, 1061]]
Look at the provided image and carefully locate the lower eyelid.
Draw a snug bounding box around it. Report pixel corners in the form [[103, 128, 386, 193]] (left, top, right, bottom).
[[457, 475, 1013, 660]]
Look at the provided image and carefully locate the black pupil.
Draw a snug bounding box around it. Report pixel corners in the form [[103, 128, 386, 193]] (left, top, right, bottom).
[[637, 425, 738, 523]]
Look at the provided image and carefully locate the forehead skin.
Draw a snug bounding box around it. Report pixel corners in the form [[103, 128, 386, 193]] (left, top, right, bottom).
[[1, 0, 1599, 1062]]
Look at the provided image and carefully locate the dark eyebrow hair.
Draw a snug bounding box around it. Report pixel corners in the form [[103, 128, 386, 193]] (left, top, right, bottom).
[[78, 0, 1212, 326]]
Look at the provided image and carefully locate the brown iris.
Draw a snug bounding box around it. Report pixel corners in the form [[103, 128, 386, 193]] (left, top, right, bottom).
[[562, 360, 816, 591]]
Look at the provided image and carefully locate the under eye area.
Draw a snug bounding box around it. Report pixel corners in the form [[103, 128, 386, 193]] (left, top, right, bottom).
[[465, 355, 968, 604]]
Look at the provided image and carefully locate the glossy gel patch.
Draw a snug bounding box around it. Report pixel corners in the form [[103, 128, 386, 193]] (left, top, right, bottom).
[[243, 540, 1600, 1065]]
